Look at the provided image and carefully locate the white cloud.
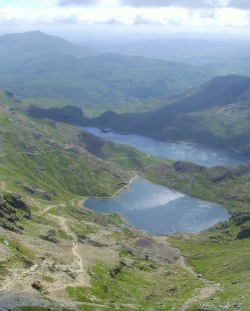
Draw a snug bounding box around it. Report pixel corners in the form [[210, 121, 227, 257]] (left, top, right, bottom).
[[0, 0, 249, 35]]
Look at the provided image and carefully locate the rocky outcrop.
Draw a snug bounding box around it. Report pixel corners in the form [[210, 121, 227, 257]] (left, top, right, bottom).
[[0, 192, 31, 233], [78, 130, 106, 158], [173, 161, 204, 173], [237, 227, 250, 239], [3, 193, 31, 218]]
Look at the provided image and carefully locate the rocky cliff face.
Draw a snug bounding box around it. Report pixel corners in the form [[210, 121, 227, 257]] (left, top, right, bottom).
[[28, 105, 84, 125], [0, 192, 31, 233]]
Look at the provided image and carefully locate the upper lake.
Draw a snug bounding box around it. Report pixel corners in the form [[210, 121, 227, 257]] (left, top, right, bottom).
[[81, 127, 250, 167]]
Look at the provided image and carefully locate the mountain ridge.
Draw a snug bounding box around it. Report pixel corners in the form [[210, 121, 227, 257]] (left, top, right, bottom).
[[83, 74, 250, 153], [0, 31, 212, 106]]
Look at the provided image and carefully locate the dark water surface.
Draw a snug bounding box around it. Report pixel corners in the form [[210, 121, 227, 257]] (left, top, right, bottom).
[[84, 179, 230, 234], [81, 127, 250, 167]]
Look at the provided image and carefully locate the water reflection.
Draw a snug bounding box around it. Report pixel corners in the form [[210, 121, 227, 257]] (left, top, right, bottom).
[[84, 179, 230, 234], [81, 127, 250, 167]]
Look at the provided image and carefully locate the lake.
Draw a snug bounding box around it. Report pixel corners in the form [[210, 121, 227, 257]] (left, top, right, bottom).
[[80, 126, 241, 234], [84, 178, 230, 234], [81, 126, 250, 167]]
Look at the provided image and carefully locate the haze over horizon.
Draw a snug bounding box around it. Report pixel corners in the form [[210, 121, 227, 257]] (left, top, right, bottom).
[[1, 0, 250, 42]]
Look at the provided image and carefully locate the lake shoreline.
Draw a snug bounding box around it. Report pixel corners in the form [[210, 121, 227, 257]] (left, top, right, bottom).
[[83, 178, 230, 235], [80, 127, 250, 167]]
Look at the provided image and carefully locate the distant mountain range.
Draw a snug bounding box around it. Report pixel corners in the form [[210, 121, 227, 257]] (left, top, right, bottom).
[[0, 31, 212, 106], [86, 38, 250, 76]]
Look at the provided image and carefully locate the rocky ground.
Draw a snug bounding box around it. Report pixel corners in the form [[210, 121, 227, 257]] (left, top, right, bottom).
[[0, 195, 184, 310]]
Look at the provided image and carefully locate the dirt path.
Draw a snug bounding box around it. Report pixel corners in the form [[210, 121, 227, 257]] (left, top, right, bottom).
[[177, 256, 219, 311], [58, 216, 90, 286], [70, 174, 138, 209], [109, 153, 150, 161], [0, 150, 54, 158], [40, 204, 56, 214], [86, 174, 138, 201]]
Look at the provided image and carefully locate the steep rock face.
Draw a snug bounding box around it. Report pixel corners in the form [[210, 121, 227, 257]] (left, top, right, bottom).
[[28, 105, 84, 125], [173, 161, 204, 173], [0, 192, 31, 233], [3, 193, 31, 218], [78, 130, 106, 158]]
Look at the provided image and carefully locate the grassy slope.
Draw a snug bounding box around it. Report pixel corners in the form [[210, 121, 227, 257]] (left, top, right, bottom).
[[0, 104, 138, 201], [169, 223, 250, 310]]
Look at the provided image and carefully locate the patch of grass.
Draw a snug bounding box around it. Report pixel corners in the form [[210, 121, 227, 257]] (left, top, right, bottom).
[[67, 259, 203, 310], [62, 205, 124, 228], [42, 275, 55, 283], [169, 224, 250, 310], [66, 286, 92, 303]]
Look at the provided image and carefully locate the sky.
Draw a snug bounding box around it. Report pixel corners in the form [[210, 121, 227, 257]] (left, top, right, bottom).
[[1, 0, 250, 41]]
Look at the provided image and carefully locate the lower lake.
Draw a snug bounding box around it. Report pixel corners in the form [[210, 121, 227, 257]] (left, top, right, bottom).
[[84, 179, 230, 235]]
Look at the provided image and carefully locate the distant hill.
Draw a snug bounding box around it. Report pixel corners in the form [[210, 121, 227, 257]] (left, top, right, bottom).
[[85, 38, 250, 62], [85, 38, 250, 76], [0, 31, 212, 107], [0, 31, 96, 69], [85, 74, 250, 153]]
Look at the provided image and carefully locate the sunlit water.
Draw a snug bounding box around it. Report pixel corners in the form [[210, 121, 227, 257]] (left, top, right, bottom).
[[81, 127, 250, 167], [80, 127, 241, 234], [84, 179, 230, 234]]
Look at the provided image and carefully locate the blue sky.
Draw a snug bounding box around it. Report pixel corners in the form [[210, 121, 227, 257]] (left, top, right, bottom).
[[1, 0, 250, 39]]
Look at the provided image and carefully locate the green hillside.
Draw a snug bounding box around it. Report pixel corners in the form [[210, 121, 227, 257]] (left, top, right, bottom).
[[0, 106, 138, 201], [86, 75, 250, 153], [0, 31, 96, 68], [0, 32, 212, 107], [0, 93, 250, 310], [87, 38, 250, 76]]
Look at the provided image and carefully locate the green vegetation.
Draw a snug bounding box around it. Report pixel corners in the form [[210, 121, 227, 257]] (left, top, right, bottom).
[[1, 85, 250, 310], [169, 216, 250, 310], [0, 32, 212, 108], [67, 257, 202, 310], [86, 75, 250, 153], [143, 159, 250, 214], [0, 103, 137, 202]]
